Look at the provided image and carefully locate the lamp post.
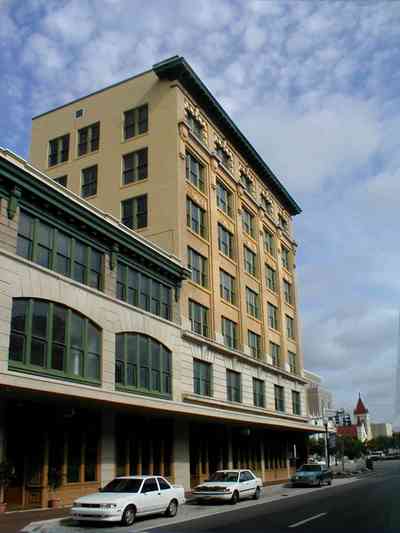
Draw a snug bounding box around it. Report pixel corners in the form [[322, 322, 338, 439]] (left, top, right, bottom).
[[323, 417, 330, 468]]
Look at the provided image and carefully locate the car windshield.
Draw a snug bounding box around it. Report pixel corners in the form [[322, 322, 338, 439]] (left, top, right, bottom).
[[102, 478, 143, 493], [208, 471, 239, 482], [298, 465, 322, 472]]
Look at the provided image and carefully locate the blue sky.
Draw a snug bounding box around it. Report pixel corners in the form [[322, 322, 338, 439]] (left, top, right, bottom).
[[1, 0, 400, 425]]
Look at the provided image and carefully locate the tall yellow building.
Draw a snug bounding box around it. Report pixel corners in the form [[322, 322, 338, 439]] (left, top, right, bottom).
[[30, 56, 303, 383]]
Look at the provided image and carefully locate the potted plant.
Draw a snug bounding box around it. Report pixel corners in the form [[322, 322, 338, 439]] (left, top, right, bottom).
[[0, 461, 14, 513], [47, 466, 63, 508]]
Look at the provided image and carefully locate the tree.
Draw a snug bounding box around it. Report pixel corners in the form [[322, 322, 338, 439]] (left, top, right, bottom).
[[308, 438, 325, 457], [336, 436, 366, 459]]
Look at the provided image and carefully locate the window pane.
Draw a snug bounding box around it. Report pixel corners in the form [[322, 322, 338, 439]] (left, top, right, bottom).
[[70, 313, 84, 348], [70, 348, 83, 376], [87, 322, 100, 354], [53, 305, 66, 343], [30, 338, 46, 366], [87, 353, 100, 379], [32, 301, 48, 339], [51, 344, 65, 371], [9, 333, 25, 362]]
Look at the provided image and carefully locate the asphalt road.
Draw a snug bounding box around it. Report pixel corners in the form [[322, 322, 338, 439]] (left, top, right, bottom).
[[151, 460, 400, 533]]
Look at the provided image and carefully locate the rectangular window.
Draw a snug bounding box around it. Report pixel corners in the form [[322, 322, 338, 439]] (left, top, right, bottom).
[[54, 175, 67, 187], [121, 195, 148, 229], [264, 230, 274, 256], [266, 265, 276, 292], [220, 270, 235, 305], [218, 224, 234, 259], [186, 197, 207, 238], [283, 280, 293, 304], [227, 369, 241, 402], [274, 385, 285, 412], [240, 173, 253, 195], [122, 148, 148, 184], [279, 215, 289, 233], [253, 377, 265, 407], [216, 180, 232, 216], [222, 317, 237, 349], [81, 165, 98, 198], [124, 104, 148, 139], [242, 208, 254, 237], [187, 247, 208, 288], [186, 152, 204, 192], [268, 303, 279, 330], [282, 246, 290, 270], [288, 351, 297, 374], [261, 195, 273, 216], [270, 341, 280, 367], [244, 246, 257, 276], [48, 134, 69, 166], [292, 390, 301, 415], [193, 359, 212, 396], [16, 210, 104, 290], [186, 111, 203, 140], [248, 330, 261, 359], [78, 122, 100, 156], [286, 315, 295, 339], [116, 262, 172, 320], [215, 145, 231, 168], [246, 287, 259, 319], [189, 300, 209, 338]]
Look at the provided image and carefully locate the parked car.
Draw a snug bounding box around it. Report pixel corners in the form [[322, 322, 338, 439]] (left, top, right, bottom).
[[192, 469, 262, 504], [70, 476, 185, 526], [291, 464, 333, 487]]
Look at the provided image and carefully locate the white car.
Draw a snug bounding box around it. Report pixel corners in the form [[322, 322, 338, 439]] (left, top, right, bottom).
[[192, 469, 262, 504], [71, 476, 185, 526]]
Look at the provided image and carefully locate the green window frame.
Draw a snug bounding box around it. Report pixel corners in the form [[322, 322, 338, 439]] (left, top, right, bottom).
[[220, 269, 235, 305], [187, 247, 208, 288], [186, 197, 207, 238], [193, 359, 212, 396], [222, 317, 237, 349], [122, 148, 148, 185], [253, 377, 265, 407], [292, 390, 301, 415], [54, 175, 67, 187], [189, 299, 209, 338], [286, 315, 295, 339], [218, 224, 234, 258], [78, 122, 100, 156], [270, 341, 280, 367], [264, 230, 274, 256], [186, 151, 205, 192], [123, 104, 148, 139], [186, 111, 204, 140], [48, 134, 69, 167], [226, 369, 241, 402], [274, 385, 285, 412], [266, 265, 276, 292], [9, 298, 101, 384], [242, 208, 254, 237], [288, 351, 297, 374], [115, 333, 171, 398], [116, 262, 172, 321], [121, 194, 148, 229], [244, 246, 257, 277], [281, 245, 290, 270], [16, 210, 104, 290], [248, 330, 261, 359], [267, 303, 279, 330], [246, 287, 259, 319]]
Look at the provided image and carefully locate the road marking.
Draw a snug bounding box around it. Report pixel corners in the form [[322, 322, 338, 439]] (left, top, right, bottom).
[[288, 512, 327, 528]]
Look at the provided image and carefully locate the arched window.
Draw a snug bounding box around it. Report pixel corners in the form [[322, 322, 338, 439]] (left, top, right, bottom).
[[9, 298, 101, 383], [115, 333, 171, 397]]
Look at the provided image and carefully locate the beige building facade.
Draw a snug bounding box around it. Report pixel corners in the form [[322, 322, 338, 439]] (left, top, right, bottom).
[[0, 148, 311, 510]]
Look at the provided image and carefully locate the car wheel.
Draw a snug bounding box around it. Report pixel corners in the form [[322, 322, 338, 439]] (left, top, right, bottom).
[[327, 478, 332, 486], [165, 499, 178, 517], [230, 491, 239, 505], [253, 487, 261, 500], [317, 479, 322, 487], [121, 505, 136, 526]]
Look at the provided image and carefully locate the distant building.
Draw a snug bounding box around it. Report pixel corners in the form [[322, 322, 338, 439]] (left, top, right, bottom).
[[334, 408, 352, 427], [371, 423, 393, 438], [304, 370, 333, 418], [336, 395, 372, 443]]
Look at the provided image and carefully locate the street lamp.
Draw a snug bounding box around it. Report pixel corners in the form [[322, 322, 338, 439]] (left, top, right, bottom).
[[323, 417, 330, 468]]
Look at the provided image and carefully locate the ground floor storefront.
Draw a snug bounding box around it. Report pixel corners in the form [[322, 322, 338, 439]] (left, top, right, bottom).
[[0, 390, 308, 510]]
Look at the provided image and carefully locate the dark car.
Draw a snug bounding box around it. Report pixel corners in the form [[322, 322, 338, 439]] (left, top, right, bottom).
[[291, 464, 333, 487]]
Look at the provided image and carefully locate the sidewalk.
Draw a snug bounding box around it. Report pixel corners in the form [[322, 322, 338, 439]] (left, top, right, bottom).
[[10, 477, 363, 533]]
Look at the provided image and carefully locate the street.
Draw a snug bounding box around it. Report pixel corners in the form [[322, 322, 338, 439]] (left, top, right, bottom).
[[10, 460, 400, 533]]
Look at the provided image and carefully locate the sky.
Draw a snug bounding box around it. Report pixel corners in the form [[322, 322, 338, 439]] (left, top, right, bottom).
[[1, 0, 399, 426]]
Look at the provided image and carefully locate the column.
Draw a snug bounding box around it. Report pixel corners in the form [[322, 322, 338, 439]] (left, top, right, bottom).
[[260, 439, 265, 483], [100, 410, 116, 486], [227, 428, 233, 469], [0, 403, 5, 505], [172, 419, 190, 490], [41, 432, 49, 508]]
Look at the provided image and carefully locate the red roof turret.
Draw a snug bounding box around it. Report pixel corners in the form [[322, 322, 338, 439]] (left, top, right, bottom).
[[354, 394, 368, 415]]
